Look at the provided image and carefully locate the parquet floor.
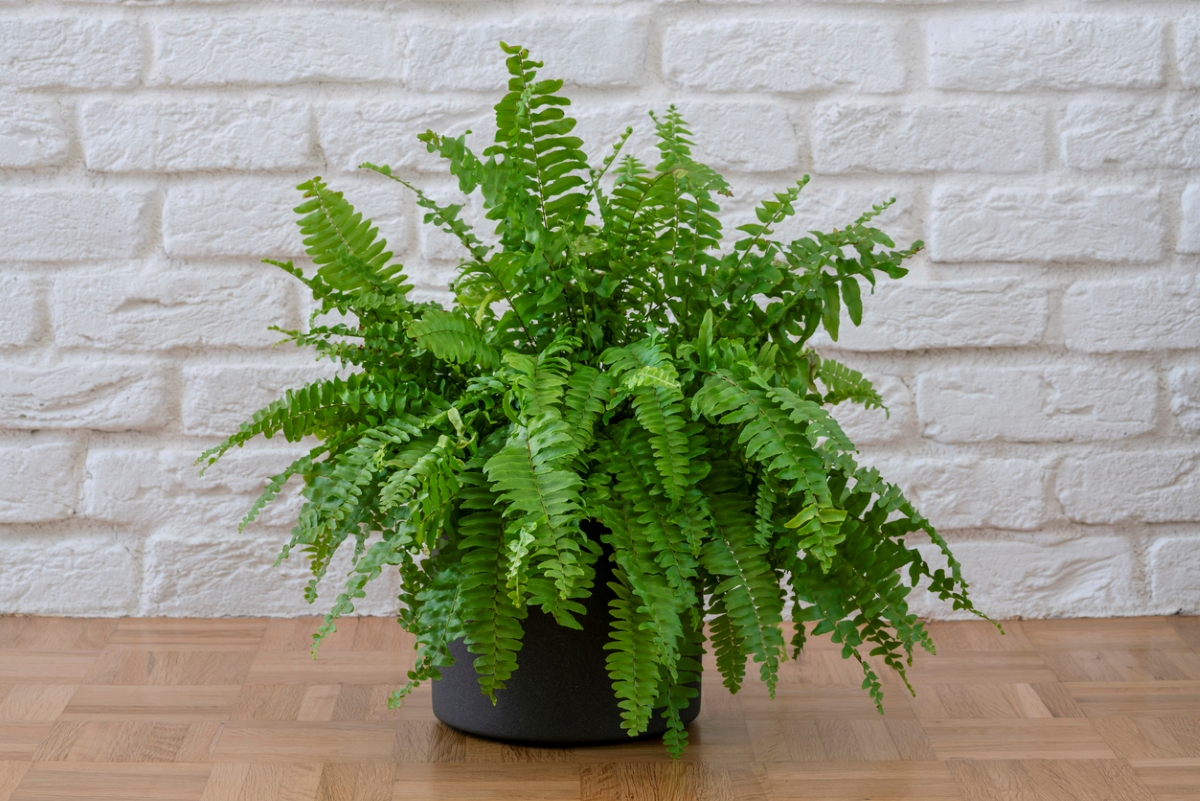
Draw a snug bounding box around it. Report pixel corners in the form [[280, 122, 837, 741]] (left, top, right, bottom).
[[0, 616, 1198, 800]]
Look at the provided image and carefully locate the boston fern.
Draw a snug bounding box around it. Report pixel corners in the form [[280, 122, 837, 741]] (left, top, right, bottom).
[[200, 44, 988, 757]]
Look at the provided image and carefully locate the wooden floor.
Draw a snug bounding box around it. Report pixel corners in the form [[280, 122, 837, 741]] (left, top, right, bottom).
[[0, 617, 1198, 800]]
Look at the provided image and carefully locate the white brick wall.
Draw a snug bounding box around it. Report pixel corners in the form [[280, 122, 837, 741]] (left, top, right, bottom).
[[0, 0, 1196, 619]]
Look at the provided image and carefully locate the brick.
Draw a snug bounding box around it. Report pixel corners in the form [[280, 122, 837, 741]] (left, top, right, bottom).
[[0, 190, 151, 262], [1061, 99, 1200, 170], [143, 527, 401, 617], [1149, 536, 1200, 613], [81, 99, 311, 172], [83, 447, 304, 528], [0, 443, 80, 523], [727, 184, 921, 249], [0, 98, 67, 168], [318, 100, 493, 173], [0, 19, 140, 89], [0, 532, 137, 616], [1059, 451, 1200, 524], [929, 183, 1162, 263], [917, 365, 1157, 443], [909, 537, 1137, 619], [0, 362, 171, 431], [52, 268, 292, 351], [0, 276, 38, 347], [1179, 17, 1200, 89], [182, 363, 338, 437], [406, 17, 649, 91], [664, 20, 904, 93], [164, 178, 407, 258], [869, 455, 1048, 531], [676, 102, 799, 173], [1170, 368, 1200, 436], [928, 15, 1163, 91], [815, 279, 1048, 351], [829, 375, 914, 446], [417, 184, 490, 265], [1063, 275, 1200, 352], [153, 14, 400, 86], [813, 102, 1044, 174], [1181, 183, 1200, 254]]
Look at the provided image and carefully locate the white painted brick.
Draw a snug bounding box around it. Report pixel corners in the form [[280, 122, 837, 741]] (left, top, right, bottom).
[[817, 279, 1048, 351], [52, 268, 292, 351], [0, 362, 171, 431], [909, 537, 1138, 619], [0, 532, 138, 616], [1180, 183, 1200, 254], [153, 14, 400, 86], [742, 185, 920, 249], [319, 100, 493, 173], [928, 15, 1163, 91], [829, 375, 913, 446], [664, 20, 904, 94], [182, 363, 338, 437], [0, 443, 80, 523], [1062, 99, 1200, 170], [1063, 275, 1200, 353], [868, 455, 1048, 531], [81, 99, 311, 172], [917, 365, 1157, 443], [929, 184, 1162, 264], [1149, 536, 1200, 613], [1178, 17, 1200, 89], [0, 99, 67, 168], [0, 190, 151, 262], [1059, 451, 1200, 524], [164, 178, 408, 258], [0, 19, 140, 89], [406, 17, 649, 91], [813, 102, 1044, 174], [84, 447, 303, 528], [1170, 368, 1200, 436], [677, 102, 799, 173], [143, 527, 401, 617], [0, 276, 38, 347]]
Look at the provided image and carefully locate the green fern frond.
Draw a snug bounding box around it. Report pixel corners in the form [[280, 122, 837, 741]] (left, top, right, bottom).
[[604, 570, 663, 736], [295, 177, 412, 296], [408, 307, 498, 369], [816, 356, 884, 410]]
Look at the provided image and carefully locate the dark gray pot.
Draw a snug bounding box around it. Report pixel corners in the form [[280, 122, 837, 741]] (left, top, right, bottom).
[[431, 543, 702, 745]]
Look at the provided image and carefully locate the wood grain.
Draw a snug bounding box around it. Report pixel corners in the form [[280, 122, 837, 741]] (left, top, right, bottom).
[[0, 616, 1195, 799]]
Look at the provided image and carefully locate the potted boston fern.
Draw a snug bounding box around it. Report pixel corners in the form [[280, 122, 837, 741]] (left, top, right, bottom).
[[200, 44, 987, 756]]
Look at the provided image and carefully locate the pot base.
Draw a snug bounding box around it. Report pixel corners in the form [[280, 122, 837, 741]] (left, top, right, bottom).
[[431, 543, 701, 745]]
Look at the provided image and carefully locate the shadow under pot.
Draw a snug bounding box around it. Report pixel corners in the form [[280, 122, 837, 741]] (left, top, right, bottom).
[[431, 527, 702, 745]]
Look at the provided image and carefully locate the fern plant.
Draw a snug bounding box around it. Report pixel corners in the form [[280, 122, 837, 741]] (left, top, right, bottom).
[[200, 43, 990, 757]]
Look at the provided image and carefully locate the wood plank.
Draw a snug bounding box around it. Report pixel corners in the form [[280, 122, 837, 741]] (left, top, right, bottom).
[[1065, 681, 1200, 717], [108, 620, 266, 652], [246, 653, 411, 685], [0, 686, 76, 722], [316, 763, 395, 801], [11, 619, 115, 651], [0, 762, 29, 801], [581, 761, 770, 801], [198, 762, 322, 801], [393, 763, 580, 800], [11, 763, 211, 801], [0, 726, 51, 761], [211, 723, 397, 763], [766, 761, 962, 800], [1129, 758, 1200, 801], [83, 651, 256, 686], [0, 654, 97, 684], [1021, 619, 1189, 651], [61, 686, 240, 720], [922, 719, 1115, 760]]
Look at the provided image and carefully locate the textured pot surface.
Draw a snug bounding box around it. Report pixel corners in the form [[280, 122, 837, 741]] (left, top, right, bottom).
[[431, 546, 702, 745]]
